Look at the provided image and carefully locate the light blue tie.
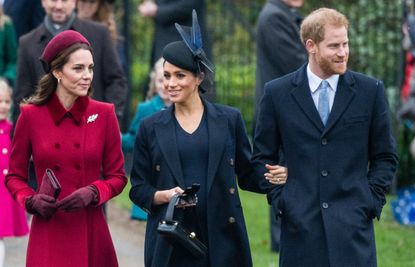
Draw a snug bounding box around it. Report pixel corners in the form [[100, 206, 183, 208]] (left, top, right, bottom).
[[318, 80, 330, 125]]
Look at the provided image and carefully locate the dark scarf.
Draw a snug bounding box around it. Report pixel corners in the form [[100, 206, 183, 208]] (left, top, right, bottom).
[[44, 12, 76, 36]]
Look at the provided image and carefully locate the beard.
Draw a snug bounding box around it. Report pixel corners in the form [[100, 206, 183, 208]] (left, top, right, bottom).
[[317, 55, 348, 76]]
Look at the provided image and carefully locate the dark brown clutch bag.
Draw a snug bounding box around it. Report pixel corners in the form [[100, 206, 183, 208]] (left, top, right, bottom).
[[38, 168, 61, 199]]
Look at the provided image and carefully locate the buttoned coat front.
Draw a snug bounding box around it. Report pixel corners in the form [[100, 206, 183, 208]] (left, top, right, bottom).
[[253, 65, 398, 267], [5, 95, 127, 267], [130, 100, 273, 267]]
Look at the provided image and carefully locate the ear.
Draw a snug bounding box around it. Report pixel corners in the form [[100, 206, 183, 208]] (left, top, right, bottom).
[[197, 72, 205, 86], [305, 39, 317, 54], [52, 69, 62, 80]]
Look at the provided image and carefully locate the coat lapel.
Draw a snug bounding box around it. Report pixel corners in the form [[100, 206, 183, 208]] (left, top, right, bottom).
[[291, 66, 324, 131], [323, 71, 356, 134], [154, 106, 186, 188], [204, 100, 228, 193]]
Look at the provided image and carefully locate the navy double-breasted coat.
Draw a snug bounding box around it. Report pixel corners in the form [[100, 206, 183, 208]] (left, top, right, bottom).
[[253, 65, 398, 267], [130, 99, 272, 267]]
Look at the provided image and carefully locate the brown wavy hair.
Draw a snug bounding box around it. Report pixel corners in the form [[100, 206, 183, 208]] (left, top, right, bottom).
[[23, 43, 93, 105]]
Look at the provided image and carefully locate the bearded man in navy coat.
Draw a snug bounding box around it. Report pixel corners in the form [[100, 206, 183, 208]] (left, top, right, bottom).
[[253, 8, 398, 267]]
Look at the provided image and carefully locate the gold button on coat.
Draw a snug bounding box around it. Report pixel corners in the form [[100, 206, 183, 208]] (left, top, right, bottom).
[[228, 217, 235, 223], [155, 165, 161, 171], [229, 187, 235, 194]]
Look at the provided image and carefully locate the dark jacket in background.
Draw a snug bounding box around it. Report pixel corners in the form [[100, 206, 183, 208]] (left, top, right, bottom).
[[4, 0, 44, 40], [13, 17, 127, 123], [151, 0, 211, 66], [255, 0, 307, 109]]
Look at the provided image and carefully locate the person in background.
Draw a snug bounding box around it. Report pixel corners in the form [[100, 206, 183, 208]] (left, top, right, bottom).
[[76, 0, 128, 76], [5, 30, 127, 267], [0, 79, 29, 267], [253, 8, 398, 266], [3, 0, 44, 40], [0, 1, 17, 88], [13, 0, 127, 124], [129, 10, 287, 266], [138, 0, 214, 101], [122, 58, 170, 221], [254, 0, 307, 253]]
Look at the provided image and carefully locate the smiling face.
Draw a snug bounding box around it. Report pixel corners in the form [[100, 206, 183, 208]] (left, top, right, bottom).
[[42, 0, 76, 24], [307, 25, 349, 79], [163, 61, 203, 104], [53, 48, 94, 102]]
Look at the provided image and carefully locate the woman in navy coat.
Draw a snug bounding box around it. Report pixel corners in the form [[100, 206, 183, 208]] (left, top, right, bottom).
[[129, 11, 287, 267]]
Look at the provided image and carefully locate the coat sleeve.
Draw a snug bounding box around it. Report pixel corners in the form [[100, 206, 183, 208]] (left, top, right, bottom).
[[100, 27, 127, 122], [12, 36, 35, 123], [122, 102, 145, 153], [252, 85, 285, 214], [367, 80, 398, 219], [91, 105, 127, 205], [5, 106, 35, 207], [2, 19, 17, 87], [129, 119, 158, 215], [234, 110, 275, 194]]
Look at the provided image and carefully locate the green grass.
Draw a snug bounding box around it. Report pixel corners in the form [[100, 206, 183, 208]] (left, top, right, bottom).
[[114, 187, 415, 267]]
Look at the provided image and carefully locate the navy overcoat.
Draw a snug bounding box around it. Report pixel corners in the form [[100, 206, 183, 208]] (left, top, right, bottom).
[[253, 65, 398, 267], [130, 99, 271, 267]]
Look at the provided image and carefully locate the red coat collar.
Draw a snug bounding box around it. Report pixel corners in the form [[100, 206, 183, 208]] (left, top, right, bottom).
[[47, 93, 89, 125]]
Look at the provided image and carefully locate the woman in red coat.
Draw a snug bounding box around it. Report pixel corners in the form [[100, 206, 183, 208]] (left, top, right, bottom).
[[5, 30, 127, 267]]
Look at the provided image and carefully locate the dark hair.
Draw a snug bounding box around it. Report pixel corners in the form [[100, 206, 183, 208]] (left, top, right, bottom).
[[23, 43, 93, 105]]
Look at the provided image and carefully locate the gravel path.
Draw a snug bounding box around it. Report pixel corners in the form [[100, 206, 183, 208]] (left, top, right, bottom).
[[4, 201, 146, 267]]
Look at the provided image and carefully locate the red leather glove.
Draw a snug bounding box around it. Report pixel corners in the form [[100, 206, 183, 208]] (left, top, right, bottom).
[[25, 194, 57, 218], [57, 186, 98, 212]]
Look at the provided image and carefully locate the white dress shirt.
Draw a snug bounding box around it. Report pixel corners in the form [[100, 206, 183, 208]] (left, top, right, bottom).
[[307, 64, 339, 112]]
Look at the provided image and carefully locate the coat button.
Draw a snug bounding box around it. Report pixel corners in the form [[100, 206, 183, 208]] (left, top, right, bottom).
[[3, 169, 8, 175], [54, 143, 60, 149], [321, 170, 328, 177], [74, 142, 80, 148], [0, 129, 4, 134], [230, 158, 234, 166], [229, 187, 235, 194], [322, 138, 327, 145], [322, 202, 329, 209], [228, 217, 235, 223], [75, 164, 81, 171], [53, 165, 60, 171], [1, 148, 8, 154], [155, 165, 160, 172]]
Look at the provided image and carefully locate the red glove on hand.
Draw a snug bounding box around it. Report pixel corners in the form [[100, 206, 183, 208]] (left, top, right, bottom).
[[57, 186, 98, 212], [25, 194, 57, 218]]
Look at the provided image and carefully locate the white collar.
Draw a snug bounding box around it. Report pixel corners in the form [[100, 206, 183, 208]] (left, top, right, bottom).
[[307, 64, 340, 93]]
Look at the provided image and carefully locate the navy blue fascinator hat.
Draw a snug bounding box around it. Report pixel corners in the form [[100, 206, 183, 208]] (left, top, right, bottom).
[[163, 10, 214, 93]]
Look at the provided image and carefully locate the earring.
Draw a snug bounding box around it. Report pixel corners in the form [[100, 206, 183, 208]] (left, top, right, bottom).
[[58, 77, 61, 83]]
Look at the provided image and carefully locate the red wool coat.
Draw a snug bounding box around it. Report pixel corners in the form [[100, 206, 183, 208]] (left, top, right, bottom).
[[5, 94, 127, 267]]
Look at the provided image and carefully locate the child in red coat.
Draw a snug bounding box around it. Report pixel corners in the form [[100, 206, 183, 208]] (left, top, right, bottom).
[[0, 78, 29, 267]]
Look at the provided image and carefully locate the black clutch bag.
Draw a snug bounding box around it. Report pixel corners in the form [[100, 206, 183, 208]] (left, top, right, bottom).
[[157, 184, 207, 258]]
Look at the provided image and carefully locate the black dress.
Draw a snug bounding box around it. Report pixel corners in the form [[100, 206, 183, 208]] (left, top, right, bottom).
[[169, 112, 209, 266]]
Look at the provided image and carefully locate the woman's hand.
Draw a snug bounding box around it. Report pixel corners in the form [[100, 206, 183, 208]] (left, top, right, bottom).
[[264, 164, 288, 185], [153, 186, 184, 205]]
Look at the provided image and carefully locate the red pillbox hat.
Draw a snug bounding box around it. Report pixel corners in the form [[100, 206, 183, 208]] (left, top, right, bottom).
[[40, 30, 91, 72]]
